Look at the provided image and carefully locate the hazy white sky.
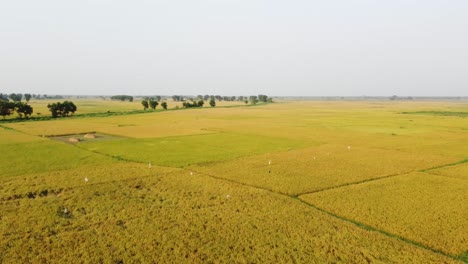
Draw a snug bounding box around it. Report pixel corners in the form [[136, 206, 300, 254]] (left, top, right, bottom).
[[1, 1, 467, 96]]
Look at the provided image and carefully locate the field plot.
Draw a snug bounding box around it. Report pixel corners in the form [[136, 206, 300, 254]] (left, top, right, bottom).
[[190, 144, 457, 195], [0, 162, 179, 201], [77, 132, 309, 167], [0, 126, 44, 144], [49, 132, 125, 144], [0, 167, 458, 263], [0, 140, 114, 178], [6, 108, 237, 138], [300, 172, 468, 256]]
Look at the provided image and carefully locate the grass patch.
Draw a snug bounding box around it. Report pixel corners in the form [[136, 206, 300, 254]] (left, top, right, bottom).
[[77, 132, 308, 167], [0, 140, 114, 177]]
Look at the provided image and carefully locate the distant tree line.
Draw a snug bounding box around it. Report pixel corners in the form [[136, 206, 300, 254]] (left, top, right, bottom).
[[111, 95, 134, 102], [170, 94, 272, 105], [389, 95, 414, 101], [182, 100, 204, 108], [141, 97, 167, 110], [0, 92, 79, 119], [1, 93, 63, 101]]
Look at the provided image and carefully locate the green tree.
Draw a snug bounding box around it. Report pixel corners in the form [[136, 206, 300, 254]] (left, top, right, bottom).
[[9, 93, 23, 102], [161, 102, 168, 109], [0, 101, 15, 118], [258, 94, 268, 102], [141, 100, 149, 110], [15, 102, 33, 118], [47, 102, 60, 118], [249, 96, 258, 105], [149, 99, 158, 109], [0, 93, 8, 102], [24, 93, 32, 102], [209, 99, 216, 107], [110, 95, 133, 102], [172, 95, 182, 101], [197, 100, 204, 107], [63, 101, 77, 116], [47, 101, 77, 118], [155, 96, 161, 101]]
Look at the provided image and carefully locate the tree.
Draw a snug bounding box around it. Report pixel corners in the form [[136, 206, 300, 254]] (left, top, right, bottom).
[[149, 99, 158, 110], [63, 101, 77, 116], [182, 100, 203, 108], [155, 96, 161, 102], [0, 101, 15, 118], [249, 96, 258, 105], [15, 102, 33, 118], [258, 94, 268, 102], [209, 99, 216, 107], [111, 95, 134, 102], [47, 103, 60, 118], [9, 93, 23, 102], [0, 93, 9, 102], [161, 102, 168, 109], [47, 101, 77, 118], [24, 93, 32, 102], [141, 100, 149, 110], [172, 95, 182, 101]]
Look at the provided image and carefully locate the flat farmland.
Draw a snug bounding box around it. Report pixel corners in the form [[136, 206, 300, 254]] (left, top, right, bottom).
[[300, 172, 468, 257], [1, 100, 467, 263], [190, 144, 456, 195]]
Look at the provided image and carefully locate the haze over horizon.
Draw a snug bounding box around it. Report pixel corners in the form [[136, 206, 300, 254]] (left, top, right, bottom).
[[1, 1, 467, 96]]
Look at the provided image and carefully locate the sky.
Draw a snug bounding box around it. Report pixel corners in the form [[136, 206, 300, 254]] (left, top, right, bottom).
[[0, 1, 467, 96]]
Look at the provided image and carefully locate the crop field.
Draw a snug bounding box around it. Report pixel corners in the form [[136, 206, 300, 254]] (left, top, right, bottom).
[[300, 172, 468, 256], [0, 100, 467, 263]]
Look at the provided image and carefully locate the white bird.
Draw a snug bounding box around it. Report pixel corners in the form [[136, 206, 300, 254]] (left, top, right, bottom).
[[84, 177, 88, 183], [148, 163, 152, 168], [63, 208, 68, 214], [190, 171, 193, 176], [268, 160, 272, 165], [347, 146, 351, 150], [226, 194, 231, 199]]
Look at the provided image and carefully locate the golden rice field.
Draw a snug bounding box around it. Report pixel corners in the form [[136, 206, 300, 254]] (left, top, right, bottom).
[[1, 99, 467, 263]]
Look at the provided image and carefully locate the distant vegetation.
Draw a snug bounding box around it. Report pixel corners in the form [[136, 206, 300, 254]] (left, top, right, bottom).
[[0, 101, 33, 119], [0, 93, 34, 119], [110, 95, 134, 102], [47, 101, 77, 118], [141, 97, 162, 110], [182, 100, 204, 108]]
